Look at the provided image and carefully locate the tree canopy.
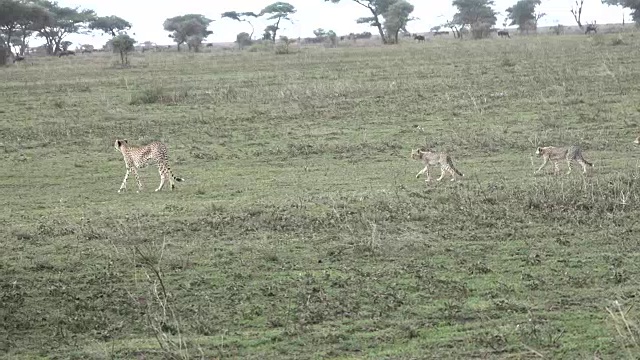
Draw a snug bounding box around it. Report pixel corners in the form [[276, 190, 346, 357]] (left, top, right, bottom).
[[163, 14, 213, 51], [325, 0, 408, 44], [0, 0, 51, 54], [449, 0, 497, 38], [506, 0, 542, 31], [258, 2, 296, 43], [30, 1, 96, 54], [383, 0, 415, 44], [221, 11, 258, 39], [89, 15, 132, 37], [223, 2, 295, 44]]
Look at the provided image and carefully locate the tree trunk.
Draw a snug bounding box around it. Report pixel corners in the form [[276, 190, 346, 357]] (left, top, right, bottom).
[[272, 17, 281, 43], [248, 21, 254, 39], [4, 28, 15, 55]]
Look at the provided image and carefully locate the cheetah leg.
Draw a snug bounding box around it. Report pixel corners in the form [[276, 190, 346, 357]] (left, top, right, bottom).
[[118, 169, 130, 193], [168, 171, 176, 190], [448, 168, 456, 181], [534, 159, 548, 174], [577, 160, 589, 173], [424, 166, 432, 182], [436, 166, 446, 181], [566, 160, 572, 175], [155, 166, 166, 192], [553, 161, 560, 175], [131, 168, 143, 192], [416, 165, 429, 180]]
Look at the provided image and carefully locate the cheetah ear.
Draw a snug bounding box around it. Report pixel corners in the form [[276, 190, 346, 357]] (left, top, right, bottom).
[[116, 140, 121, 147], [123, 139, 128, 144]]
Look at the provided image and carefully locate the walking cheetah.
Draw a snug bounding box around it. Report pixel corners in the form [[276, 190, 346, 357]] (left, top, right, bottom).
[[114, 139, 184, 193], [534, 145, 593, 175], [411, 147, 464, 182]]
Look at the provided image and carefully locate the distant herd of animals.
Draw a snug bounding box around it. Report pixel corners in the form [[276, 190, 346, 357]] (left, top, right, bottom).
[[6, 22, 603, 64]]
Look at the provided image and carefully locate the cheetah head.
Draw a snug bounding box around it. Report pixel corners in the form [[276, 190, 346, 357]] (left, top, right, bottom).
[[410, 148, 422, 160], [535, 147, 543, 156], [114, 139, 128, 151]]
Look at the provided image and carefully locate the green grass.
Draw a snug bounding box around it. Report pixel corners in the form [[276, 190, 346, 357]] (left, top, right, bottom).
[[2, 33, 640, 359]]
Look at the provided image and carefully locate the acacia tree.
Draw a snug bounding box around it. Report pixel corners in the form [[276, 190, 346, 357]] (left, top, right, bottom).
[[601, 0, 640, 23], [0, 0, 50, 54], [31, 0, 95, 55], [324, 0, 396, 44], [570, 0, 585, 28], [221, 11, 258, 39], [506, 0, 542, 32], [384, 0, 415, 44], [259, 2, 296, 43], [110, 33, 135, 65], [13, 3, 50, 55], [224, 3, 295, 44], [163, 14, 213, 51], [0, 0, 25, 52], [89, 15, 132, 37], [451, 0, 497, 39]]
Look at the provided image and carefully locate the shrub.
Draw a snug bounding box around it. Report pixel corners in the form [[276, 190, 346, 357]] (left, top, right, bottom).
[[471, 22, 492, 39], [111, 34, 136, 65]]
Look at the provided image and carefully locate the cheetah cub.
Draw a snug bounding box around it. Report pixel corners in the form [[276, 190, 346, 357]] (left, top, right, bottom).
[[114, 139, 185, 193], [411, 147, 464, 182], [534, 145, 593, 175]]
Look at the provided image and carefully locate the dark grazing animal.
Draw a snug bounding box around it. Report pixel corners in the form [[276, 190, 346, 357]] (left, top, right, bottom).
[[585, 24, 597, 34], [497, 30, 510, 38], [58, 50, 75, 57], [413, 34, 425, 42], [13, 55, 25, 63]]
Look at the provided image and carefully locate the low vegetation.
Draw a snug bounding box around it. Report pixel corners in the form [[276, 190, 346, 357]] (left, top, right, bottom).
[[1, 31, 640, 358]]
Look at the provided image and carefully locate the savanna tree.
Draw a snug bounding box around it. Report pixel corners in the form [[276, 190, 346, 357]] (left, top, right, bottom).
[[451, 0, 497, 39], [0, 0, 50, 54], [327, 30, 337, 46], [259, 2, 296, 43], [506, 0, 542, 32], [383, 0, 415, 43], [31, 0, 96, 55], [221, 11, 258, 38], [326, 0, 408, 44], [601, 0, 640, 23], [226, 2, 295, 44], [313, 28, 327, 38], [570, 0, 585, 28], [327, 0, 404, 44], [89, 15, 132, 37], [110, 33, 135, 64], [163, 14, 213, 51]]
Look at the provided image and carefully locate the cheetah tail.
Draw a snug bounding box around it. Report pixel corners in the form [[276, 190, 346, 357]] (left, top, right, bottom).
[[584, 160, 594, 167], [447, 157, 464, 177], [173, 175, 185, 182]]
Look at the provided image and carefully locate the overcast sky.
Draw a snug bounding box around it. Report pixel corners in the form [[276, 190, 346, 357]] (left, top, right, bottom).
[[49, 0, 630, 48]]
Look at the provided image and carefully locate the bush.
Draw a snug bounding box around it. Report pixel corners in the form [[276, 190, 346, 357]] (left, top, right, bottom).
[[111, 34, 136, 65], [550, 24, 565, 35], [130, 87, 163, 105], [471, 22, 492, 39]]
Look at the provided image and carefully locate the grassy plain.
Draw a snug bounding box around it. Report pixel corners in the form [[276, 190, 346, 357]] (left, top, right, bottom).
[[1, 32, 640, 359]]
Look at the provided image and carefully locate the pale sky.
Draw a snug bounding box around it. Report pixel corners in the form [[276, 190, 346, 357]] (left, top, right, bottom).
[[46, 0, 630, 48]]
